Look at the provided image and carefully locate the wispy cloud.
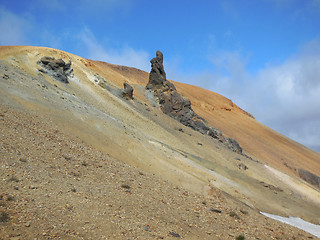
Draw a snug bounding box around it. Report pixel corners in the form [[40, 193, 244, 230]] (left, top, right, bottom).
[[79, 28, 150, 71], [253, 40, 320, 150], [196, 39, 320, 152], [166, 39, 320, 152], [0, 7, 31, 45]]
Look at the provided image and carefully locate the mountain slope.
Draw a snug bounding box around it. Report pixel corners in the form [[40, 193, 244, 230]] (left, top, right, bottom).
[[89, 55, 320, 178], [0, 46, 319, 239]]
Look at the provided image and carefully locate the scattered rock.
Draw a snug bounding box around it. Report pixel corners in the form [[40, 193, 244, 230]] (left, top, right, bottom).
[[65, 204, 73, 210], [121, 184, 131, 189], [8, 176, 19, 182], [169, 231, 181, 238], [298, 169, 320, 188], [226, 138, 242, 154], [2, 74, 9, 79], [209, 208, 222, 213], [240, 209, 248, 215], [37, 56, 73, 83], [18, 157, 27, 162], [229, 211, 240, 219], [238, 163, 248, 170], [146, 51, 242, 154], [122, 83, 134, 99], [0, 211, 10, 222], [260, 182, 283, 192], [144, 225, 150, 231]]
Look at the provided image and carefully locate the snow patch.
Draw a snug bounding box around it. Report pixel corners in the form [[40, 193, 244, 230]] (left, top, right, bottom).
[[260, 212, 320, 238]]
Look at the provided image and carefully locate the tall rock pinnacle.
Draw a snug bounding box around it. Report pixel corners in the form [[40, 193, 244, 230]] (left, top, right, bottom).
[[146, 50, 167, 89], [145, 50, 243, 154]]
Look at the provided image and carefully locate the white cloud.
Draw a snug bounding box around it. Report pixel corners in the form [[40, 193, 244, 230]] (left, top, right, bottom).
[[199, 40, 320, 152], [253, 41, 320, 150], [0, 7, 31, 45], [79, 28, 150, 71]]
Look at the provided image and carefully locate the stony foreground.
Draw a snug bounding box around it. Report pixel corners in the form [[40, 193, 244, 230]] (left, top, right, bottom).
[[0, 105, 316, 240]]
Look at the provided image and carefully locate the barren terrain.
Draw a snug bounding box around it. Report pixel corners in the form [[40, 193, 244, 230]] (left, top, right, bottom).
[[0, 46, 319, 239]]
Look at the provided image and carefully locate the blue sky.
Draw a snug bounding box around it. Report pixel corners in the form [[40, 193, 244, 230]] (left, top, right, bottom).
[[1, 0, 320, 152]]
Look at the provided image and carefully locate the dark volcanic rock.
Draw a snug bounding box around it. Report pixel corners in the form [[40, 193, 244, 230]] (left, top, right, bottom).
[[298, 169, 320, 188], [122, 82, 134, 99], [38, 56, 73, 83], [146, 51, 242, 154], [225, 138, 242, 154], [146, 50, 168, 89]]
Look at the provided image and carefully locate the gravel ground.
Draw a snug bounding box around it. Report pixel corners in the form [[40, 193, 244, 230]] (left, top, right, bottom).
[[0, 104, 317, 240]]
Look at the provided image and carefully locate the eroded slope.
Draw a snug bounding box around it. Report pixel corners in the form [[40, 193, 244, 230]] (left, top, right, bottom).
[[0, 46, 319, 239]]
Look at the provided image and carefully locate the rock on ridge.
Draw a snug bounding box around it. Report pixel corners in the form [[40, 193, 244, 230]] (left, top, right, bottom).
[[37, 56, 73, 83], [298, 169, 320, 189], [122, 82, 134, 100], [146, 51, 242, 154]]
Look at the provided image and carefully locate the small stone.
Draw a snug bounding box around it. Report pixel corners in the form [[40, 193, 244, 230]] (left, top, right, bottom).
[[238, 163, 248, 170], [65, 204, 73, 210], [169, 232, 181, 238], [25, 221, 31, 227], [209, 208, 222, 213], [18, 157, 27, 162], [122, 83, 134, 99]]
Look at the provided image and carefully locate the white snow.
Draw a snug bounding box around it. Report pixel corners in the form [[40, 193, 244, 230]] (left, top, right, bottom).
[[260, 212, 320, 238]]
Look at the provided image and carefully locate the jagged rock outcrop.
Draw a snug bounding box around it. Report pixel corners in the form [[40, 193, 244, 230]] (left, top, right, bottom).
[[146, 50, 242, 154], [37, 56, 73, 83], [122, 82, 134, 99], [298, 169, 320, 188], [146, 51, 168, 88]]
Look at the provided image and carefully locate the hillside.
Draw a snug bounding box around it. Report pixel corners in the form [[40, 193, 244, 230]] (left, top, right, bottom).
[[0, 46, 319, 239]]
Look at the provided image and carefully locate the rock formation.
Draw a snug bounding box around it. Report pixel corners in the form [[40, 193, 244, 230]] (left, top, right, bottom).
[[146, 51, 242, 154], [122, 82, 134, 99], [299, 169, 320, 189], [38, 56, 73, 83], [146, 51, 168, 88]]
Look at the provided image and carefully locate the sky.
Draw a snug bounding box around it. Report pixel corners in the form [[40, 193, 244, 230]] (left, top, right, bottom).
[[0, 0, 320, 152]]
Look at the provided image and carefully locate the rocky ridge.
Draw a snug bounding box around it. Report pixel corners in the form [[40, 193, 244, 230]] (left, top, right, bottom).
[[37, 56, 73, 83], [146, 50, 242, 154]]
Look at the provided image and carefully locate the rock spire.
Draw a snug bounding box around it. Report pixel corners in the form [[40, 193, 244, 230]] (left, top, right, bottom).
[[146, 51, 242, 154]]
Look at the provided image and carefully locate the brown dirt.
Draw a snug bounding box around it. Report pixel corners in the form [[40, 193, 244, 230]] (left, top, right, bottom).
[[0, 104, 316, 240]]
